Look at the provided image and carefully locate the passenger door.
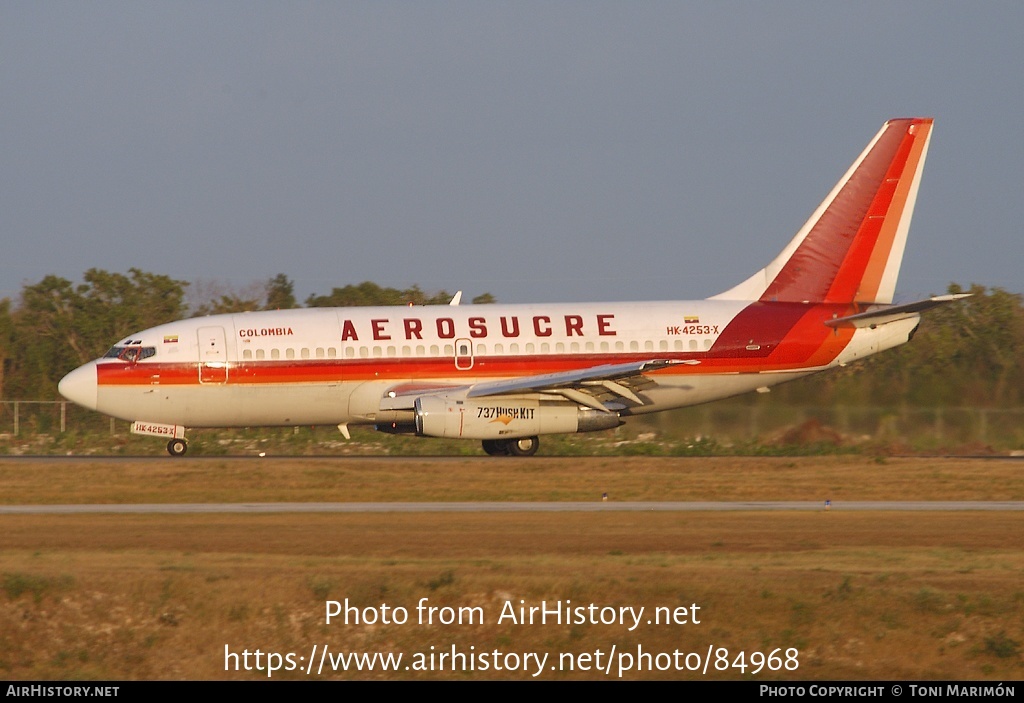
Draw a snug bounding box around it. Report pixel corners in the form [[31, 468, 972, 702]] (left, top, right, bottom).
[[197, 326, 228, 383]]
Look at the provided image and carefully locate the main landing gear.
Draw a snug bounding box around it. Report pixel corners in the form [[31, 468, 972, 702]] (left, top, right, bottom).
[[481, 436, 539, 457], [166, 438, 188, 457]]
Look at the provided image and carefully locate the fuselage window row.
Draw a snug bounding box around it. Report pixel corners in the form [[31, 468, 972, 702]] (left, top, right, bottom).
[[230, 337, 708, 362]]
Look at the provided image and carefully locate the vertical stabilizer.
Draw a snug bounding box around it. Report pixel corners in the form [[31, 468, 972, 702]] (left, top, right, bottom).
[[711, 118, 933, 305]]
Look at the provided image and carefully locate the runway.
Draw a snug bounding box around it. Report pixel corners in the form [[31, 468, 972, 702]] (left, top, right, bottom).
[[2, 500, 1022, 514]]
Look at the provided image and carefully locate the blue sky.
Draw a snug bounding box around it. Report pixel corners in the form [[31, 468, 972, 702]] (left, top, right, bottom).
[[3, 2, 1022, 306]]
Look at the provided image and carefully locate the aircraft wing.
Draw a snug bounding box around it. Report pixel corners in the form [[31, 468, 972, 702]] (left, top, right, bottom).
[[467, 358, 693, 410], [379, 359, 694, 413], [824, 294, 970, 329]]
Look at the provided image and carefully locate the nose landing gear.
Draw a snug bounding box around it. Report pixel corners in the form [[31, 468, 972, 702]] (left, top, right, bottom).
[[167, 438, 188, 456]]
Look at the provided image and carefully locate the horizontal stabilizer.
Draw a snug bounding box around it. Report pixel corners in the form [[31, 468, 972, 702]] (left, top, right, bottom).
[[824, 294, 970, 329]]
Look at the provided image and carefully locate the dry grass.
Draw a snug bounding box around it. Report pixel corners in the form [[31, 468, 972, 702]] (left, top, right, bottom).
[[1, 455, 1022, 504], [0, 456, 1022, 680]]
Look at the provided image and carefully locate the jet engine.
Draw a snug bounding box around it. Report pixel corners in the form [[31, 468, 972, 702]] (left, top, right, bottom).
[[413, 396, 621, 440]]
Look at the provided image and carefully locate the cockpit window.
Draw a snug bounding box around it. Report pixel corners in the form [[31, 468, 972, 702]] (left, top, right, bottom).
[[103, 346, 156, 362]]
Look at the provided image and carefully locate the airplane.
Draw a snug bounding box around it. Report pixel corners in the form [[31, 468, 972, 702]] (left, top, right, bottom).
[[58, 117, 965, 457]]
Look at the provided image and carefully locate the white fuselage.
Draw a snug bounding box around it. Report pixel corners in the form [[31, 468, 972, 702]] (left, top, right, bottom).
[[58, 299, 918, 428]]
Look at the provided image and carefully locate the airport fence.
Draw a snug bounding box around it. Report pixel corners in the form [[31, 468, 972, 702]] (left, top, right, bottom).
[[2, 399, 1024, 454], [639, 403, 1024, 452], [0, 400, 116, 436]]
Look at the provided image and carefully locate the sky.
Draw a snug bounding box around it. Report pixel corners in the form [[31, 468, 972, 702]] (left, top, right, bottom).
[[2, 2, 1022, 307]]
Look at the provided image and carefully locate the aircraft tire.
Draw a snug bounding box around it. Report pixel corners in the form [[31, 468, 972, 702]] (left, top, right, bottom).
[[506, 436, 539, 457], [167, 438, 188, 457], [481, 439, 508, 456]]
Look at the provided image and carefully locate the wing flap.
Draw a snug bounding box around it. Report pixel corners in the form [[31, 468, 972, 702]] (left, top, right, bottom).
[[465, 359, 688, 402], [378, 359, 692, 412]]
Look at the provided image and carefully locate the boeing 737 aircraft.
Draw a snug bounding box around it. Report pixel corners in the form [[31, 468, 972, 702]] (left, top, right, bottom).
[[59, 118, 963, 456]]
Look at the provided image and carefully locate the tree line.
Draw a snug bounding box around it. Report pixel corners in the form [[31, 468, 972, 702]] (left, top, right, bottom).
[[771, 283, 1024, 408], [0, 270, 487, 399], [0, 271, 1021, 408]]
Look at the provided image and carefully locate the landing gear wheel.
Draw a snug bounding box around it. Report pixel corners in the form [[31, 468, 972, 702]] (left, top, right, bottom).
[[506, 436, 539, 457], [167, 438, 188, 457], [482, 439, 509, 456]]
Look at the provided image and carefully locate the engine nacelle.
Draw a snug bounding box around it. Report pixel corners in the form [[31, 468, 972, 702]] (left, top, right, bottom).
[[414, 396, 621, 440]]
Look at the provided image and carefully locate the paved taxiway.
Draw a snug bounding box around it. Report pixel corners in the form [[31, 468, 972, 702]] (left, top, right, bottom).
[[2, 501, 1022, 514]]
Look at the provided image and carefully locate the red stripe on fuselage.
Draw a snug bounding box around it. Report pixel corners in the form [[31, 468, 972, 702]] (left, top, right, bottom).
[[708, 301, 855, 368]]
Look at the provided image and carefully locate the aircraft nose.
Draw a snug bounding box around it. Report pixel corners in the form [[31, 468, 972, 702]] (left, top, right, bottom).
[[58, 362, 99, 411]]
